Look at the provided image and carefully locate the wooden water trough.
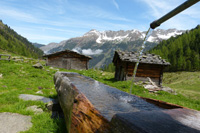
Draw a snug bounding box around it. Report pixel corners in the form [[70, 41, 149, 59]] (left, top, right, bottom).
[[54, 72, 200, 133]]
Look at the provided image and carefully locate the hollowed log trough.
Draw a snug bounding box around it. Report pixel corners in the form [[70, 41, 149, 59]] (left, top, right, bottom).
[[54, 72, 200, 133]]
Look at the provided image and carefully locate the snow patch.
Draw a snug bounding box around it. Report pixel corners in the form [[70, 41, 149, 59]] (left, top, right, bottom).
[[96, 32, 129, 43], [96, 36, 102, 43], [147, 36, 157, 42], [157, 31, 183, 40]]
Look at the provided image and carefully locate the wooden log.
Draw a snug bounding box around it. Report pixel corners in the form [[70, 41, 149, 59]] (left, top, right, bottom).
[[54, 72, 111, 133]]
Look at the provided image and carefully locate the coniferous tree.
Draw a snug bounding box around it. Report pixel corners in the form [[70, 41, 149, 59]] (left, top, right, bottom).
[[150, 25, 200, 72]]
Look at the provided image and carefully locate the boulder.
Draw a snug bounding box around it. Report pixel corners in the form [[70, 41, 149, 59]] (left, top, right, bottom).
[[32, 63, 43, 69], [26, 105, 43, 114]]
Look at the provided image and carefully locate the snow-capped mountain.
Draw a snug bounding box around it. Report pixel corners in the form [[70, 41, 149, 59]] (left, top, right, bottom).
[[82, 28, 183, 44], [41, 28, 184, 68]]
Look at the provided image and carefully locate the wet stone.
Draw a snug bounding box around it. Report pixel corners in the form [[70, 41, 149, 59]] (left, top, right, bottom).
[[19, 94, 57, 103]]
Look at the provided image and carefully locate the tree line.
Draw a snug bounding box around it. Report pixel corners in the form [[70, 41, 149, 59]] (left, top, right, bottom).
[[0, 20, 43, 58], [150, 25, 200, 72]]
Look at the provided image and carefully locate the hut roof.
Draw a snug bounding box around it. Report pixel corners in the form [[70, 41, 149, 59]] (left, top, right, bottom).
[[113, 50, 170, 65], [43, 49, 92, 59]]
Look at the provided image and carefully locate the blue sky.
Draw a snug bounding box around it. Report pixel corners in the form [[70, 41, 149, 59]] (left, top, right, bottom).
[[0, 0, 199, 44]]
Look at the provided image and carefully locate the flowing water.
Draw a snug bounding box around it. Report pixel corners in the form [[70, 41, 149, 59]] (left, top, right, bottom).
[[64, 72, 163, 121], [130, 27, 154, 94]]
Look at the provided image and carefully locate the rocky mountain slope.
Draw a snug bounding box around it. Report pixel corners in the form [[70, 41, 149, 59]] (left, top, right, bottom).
[[41, 28, 184, 68], [32, 43, 45, 48], [0, 20, 43, 58]]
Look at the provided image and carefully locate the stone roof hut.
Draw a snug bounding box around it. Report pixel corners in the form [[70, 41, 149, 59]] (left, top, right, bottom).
[[43, 50, 91, 70], [112, 50, 170, 85]]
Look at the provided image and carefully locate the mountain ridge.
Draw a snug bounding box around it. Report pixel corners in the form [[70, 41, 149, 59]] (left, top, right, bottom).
[[41, 28, 185, 68]]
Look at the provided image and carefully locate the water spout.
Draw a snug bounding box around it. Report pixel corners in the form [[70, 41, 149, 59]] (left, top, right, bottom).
[[130, 27, 153, 94], [150, 0, 199, 29]]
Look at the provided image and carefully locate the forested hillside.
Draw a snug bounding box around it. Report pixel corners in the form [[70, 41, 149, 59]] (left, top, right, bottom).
[[0, 20, 43, 58], [150, 25, 200, 72]]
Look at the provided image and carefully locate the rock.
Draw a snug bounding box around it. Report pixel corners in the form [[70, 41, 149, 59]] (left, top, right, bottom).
[[144, 84, 157, 90], [0, 112, 32, 133], [19, 94, 57, 103], [46, 101, 61, 111], [38, 86, 43, 90], [49, 67, 54, 69], [26, 105, 43, 114], [36, 90, 43, 94], [32, 63, 43, 69], [161, 87, 177, 95]]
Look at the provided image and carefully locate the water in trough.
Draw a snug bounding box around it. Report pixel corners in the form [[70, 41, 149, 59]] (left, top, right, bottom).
[[64, 72, 163, 121]]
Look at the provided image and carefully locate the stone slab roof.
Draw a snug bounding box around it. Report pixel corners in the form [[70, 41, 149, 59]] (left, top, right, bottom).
[[115, 50, 170, 65], [43, 49, 92, 59]]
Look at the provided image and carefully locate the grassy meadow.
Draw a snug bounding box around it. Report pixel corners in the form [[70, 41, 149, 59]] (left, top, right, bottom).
[[0, 51, 199, 132], [163, 72, 200, 100]]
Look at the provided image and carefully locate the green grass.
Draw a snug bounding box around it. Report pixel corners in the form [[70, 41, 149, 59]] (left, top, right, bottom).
[[163, 72, 200, 100], [68, 69, 200, 111], [0, 60, 66, 132], [0, 52, 200, 132]]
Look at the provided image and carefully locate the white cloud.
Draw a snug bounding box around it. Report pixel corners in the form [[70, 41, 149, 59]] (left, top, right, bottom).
[[112, 0, 119, 10], [72, 48, 103, 55], [82, 49, 103, 55], [72, 47, 81, 53], [0, 7, 38, 23]]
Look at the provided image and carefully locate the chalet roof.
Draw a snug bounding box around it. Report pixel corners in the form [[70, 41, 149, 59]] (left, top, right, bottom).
[[113, 50, 170, 65], [43, 49, 92, 59]]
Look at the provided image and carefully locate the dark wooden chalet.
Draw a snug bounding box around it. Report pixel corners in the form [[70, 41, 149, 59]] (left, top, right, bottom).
[[43, 50, 91, 70], [113, 50, 170, 85]]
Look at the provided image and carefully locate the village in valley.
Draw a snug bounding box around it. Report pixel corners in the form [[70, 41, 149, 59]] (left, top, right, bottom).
[[0, 0, 200, 133]]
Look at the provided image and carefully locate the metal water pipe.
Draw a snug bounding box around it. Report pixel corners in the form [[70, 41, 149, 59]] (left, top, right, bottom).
[[150, 0, 200, 29]]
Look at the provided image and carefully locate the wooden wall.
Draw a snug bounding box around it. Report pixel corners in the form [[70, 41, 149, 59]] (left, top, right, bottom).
[[114, 61, 164, 85], [46, 52, 89, 70]]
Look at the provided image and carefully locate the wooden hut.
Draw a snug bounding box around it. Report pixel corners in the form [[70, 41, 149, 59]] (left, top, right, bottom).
[[43, 50, 91, 70], [112, 50, 170, 85]]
